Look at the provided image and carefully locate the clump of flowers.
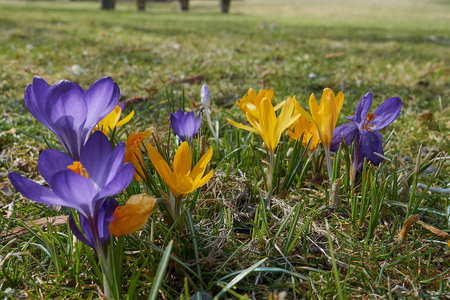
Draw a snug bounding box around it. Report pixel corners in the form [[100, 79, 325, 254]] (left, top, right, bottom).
[[228, 92, 299, 191]]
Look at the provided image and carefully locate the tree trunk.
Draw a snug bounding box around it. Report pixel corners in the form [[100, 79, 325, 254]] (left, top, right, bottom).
[[101, 0, 115, 10], [137, 0, 146, 11], [220, 0, 230, 13], [179, 0, 189, 11]]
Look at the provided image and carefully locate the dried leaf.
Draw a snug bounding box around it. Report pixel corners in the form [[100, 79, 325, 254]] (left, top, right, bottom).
[[0, 215, 68, 238], [399, 214, 419, 241], [417, 220, 450, 239], [325, 52, 345, 59]]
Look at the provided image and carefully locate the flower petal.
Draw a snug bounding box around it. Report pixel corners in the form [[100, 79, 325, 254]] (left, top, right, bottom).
[[360, 130, 384, 166], [45, 80, 86, 127], [330, 122, 358, 152], [79, 131, 113, 185], [147, 143, 176, 192], [69, 212, 94, 248], [84, 77, 120, 127], [116, 110, 135, 127], [355, 92, 372, 126], [227, 118, 258, 133], [8, 173, 65, 207], [49, 169, 97, 218], [109, 194, 157, 237], [173, 142, 192, 176], [193, 169, 213, 190], [371, 97, 402, 131], [97, 198, 118, 244], [38, 149, 73, 183], [24, 77, 51, 128], [190, 146, 213, 183], [170, 110, 186, 142], [96, 163, 135, 200]]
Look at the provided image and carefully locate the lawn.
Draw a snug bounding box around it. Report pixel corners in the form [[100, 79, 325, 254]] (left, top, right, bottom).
[[0, 0, 449, 298]]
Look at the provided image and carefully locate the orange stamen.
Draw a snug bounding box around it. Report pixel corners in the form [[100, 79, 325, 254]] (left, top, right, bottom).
[[362, 113, 375, 131], [67, 161, 89, 178]]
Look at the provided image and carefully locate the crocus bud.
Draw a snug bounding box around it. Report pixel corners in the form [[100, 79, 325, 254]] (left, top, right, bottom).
[[108, 194, 157, 237], [201, 84, 210, 110]]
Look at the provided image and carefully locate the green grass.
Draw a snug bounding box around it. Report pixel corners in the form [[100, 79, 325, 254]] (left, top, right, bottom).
[[1, 0, 449, 298]]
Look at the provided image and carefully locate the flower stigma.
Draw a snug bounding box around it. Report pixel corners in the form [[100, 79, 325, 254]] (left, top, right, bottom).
[[67, 161, 89, 178], [362, 113, 375, 131]]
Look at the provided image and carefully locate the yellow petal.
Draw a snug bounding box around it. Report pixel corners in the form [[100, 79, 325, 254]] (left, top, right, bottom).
[[227, 118, 258, 133], [116, 110, 135, 127], [309, 93, 320, 122], [294, 102, 318, 127], [108, 194, 157, 237], [175, 176, 196, 196], [146, 143, 176, 192], [173, 141, 192, 176], [258, 98, 278, 152], [334, 91, 344, 125], [125, 128, 152, 181], [194, 169, 213, 190], [190, 146, 213, 183]]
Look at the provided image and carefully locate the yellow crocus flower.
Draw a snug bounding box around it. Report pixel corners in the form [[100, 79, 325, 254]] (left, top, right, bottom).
[[294, 88, 344, 149], [124, 128, 153, 181], [146, 141, 213, 199], [94, 105, 135, 136], [286, 111, 320, 152], [228, 96, 300, 154], [294, 88, 344, 180], [108, 194, 157, 237], [236, 88, 285, 121]]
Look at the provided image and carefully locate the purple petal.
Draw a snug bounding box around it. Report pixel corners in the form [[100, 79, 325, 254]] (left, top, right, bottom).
[[355, 93, 372, 126], [330, 122, 358, 152], [360, 130, 384, 166], [45, 80, 87, 127], [119, 101, 126, 111], [96, 163, 134, 199], [51, 116, 85, 160], [100, 142, 128, 187], [24, 77, 51, 128], [174, 108, 185, 119], [371, 97, 402, 131], [38, 149, 73, 183], [84, 77, 120, 126], [8, 172, 66, 207], [48, 170, 97, 218], [69, 212, 94, 248], [79, 132, 113, 184], [97, 198, 118, 244], [183, 111, 197, 138], [171, 110, 187, 142]]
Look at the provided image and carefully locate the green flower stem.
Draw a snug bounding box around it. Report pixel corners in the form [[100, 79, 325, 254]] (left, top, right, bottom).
[[91, 221, 117, 299], [267, 151, 275, 192], [324, 147, 333, 181]]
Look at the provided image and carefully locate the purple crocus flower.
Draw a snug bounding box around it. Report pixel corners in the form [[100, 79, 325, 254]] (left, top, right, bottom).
[[330, 92, 402, 169], [24, 76, 120, 160], [8, 131, 134, 250], [170, 108, 202, 142]]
